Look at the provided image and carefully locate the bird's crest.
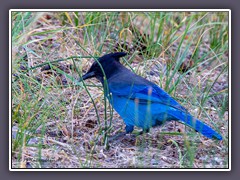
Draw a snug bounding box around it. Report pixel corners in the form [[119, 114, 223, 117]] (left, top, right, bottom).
[[110, 52, 127, 61]]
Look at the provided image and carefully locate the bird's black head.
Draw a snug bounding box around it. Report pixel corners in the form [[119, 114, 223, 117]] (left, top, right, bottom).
[[81, 52, 127, 83]]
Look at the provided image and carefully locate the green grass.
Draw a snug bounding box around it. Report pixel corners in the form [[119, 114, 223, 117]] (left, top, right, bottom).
[[11, 11, 229, 168]]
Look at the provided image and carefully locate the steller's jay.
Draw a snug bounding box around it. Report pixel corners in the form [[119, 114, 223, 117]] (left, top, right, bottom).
[[82, 52, 222, 140]]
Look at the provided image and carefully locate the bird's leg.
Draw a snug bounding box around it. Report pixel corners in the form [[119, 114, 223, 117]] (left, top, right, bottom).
[[125, 125, 134, 133]]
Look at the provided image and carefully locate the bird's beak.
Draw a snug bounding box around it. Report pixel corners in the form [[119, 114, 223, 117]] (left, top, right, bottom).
[[81, 71, 96, 81]]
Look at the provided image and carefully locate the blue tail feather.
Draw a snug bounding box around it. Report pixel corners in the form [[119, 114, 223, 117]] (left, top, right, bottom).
[[169, 110, 222, 140]]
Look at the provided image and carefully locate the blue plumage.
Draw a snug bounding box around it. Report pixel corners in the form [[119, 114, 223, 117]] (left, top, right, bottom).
[[82, 52, 222, 140]]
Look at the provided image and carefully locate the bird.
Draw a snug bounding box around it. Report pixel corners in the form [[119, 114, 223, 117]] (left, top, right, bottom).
[[81, 52, 222, 140]]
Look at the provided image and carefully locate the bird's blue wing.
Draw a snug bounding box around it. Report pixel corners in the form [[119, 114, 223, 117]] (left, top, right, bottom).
[[108, 79, 188, 112]]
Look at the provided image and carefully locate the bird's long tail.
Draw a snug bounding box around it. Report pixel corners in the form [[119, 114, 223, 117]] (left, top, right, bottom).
[[170, 110, 222, 140]]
